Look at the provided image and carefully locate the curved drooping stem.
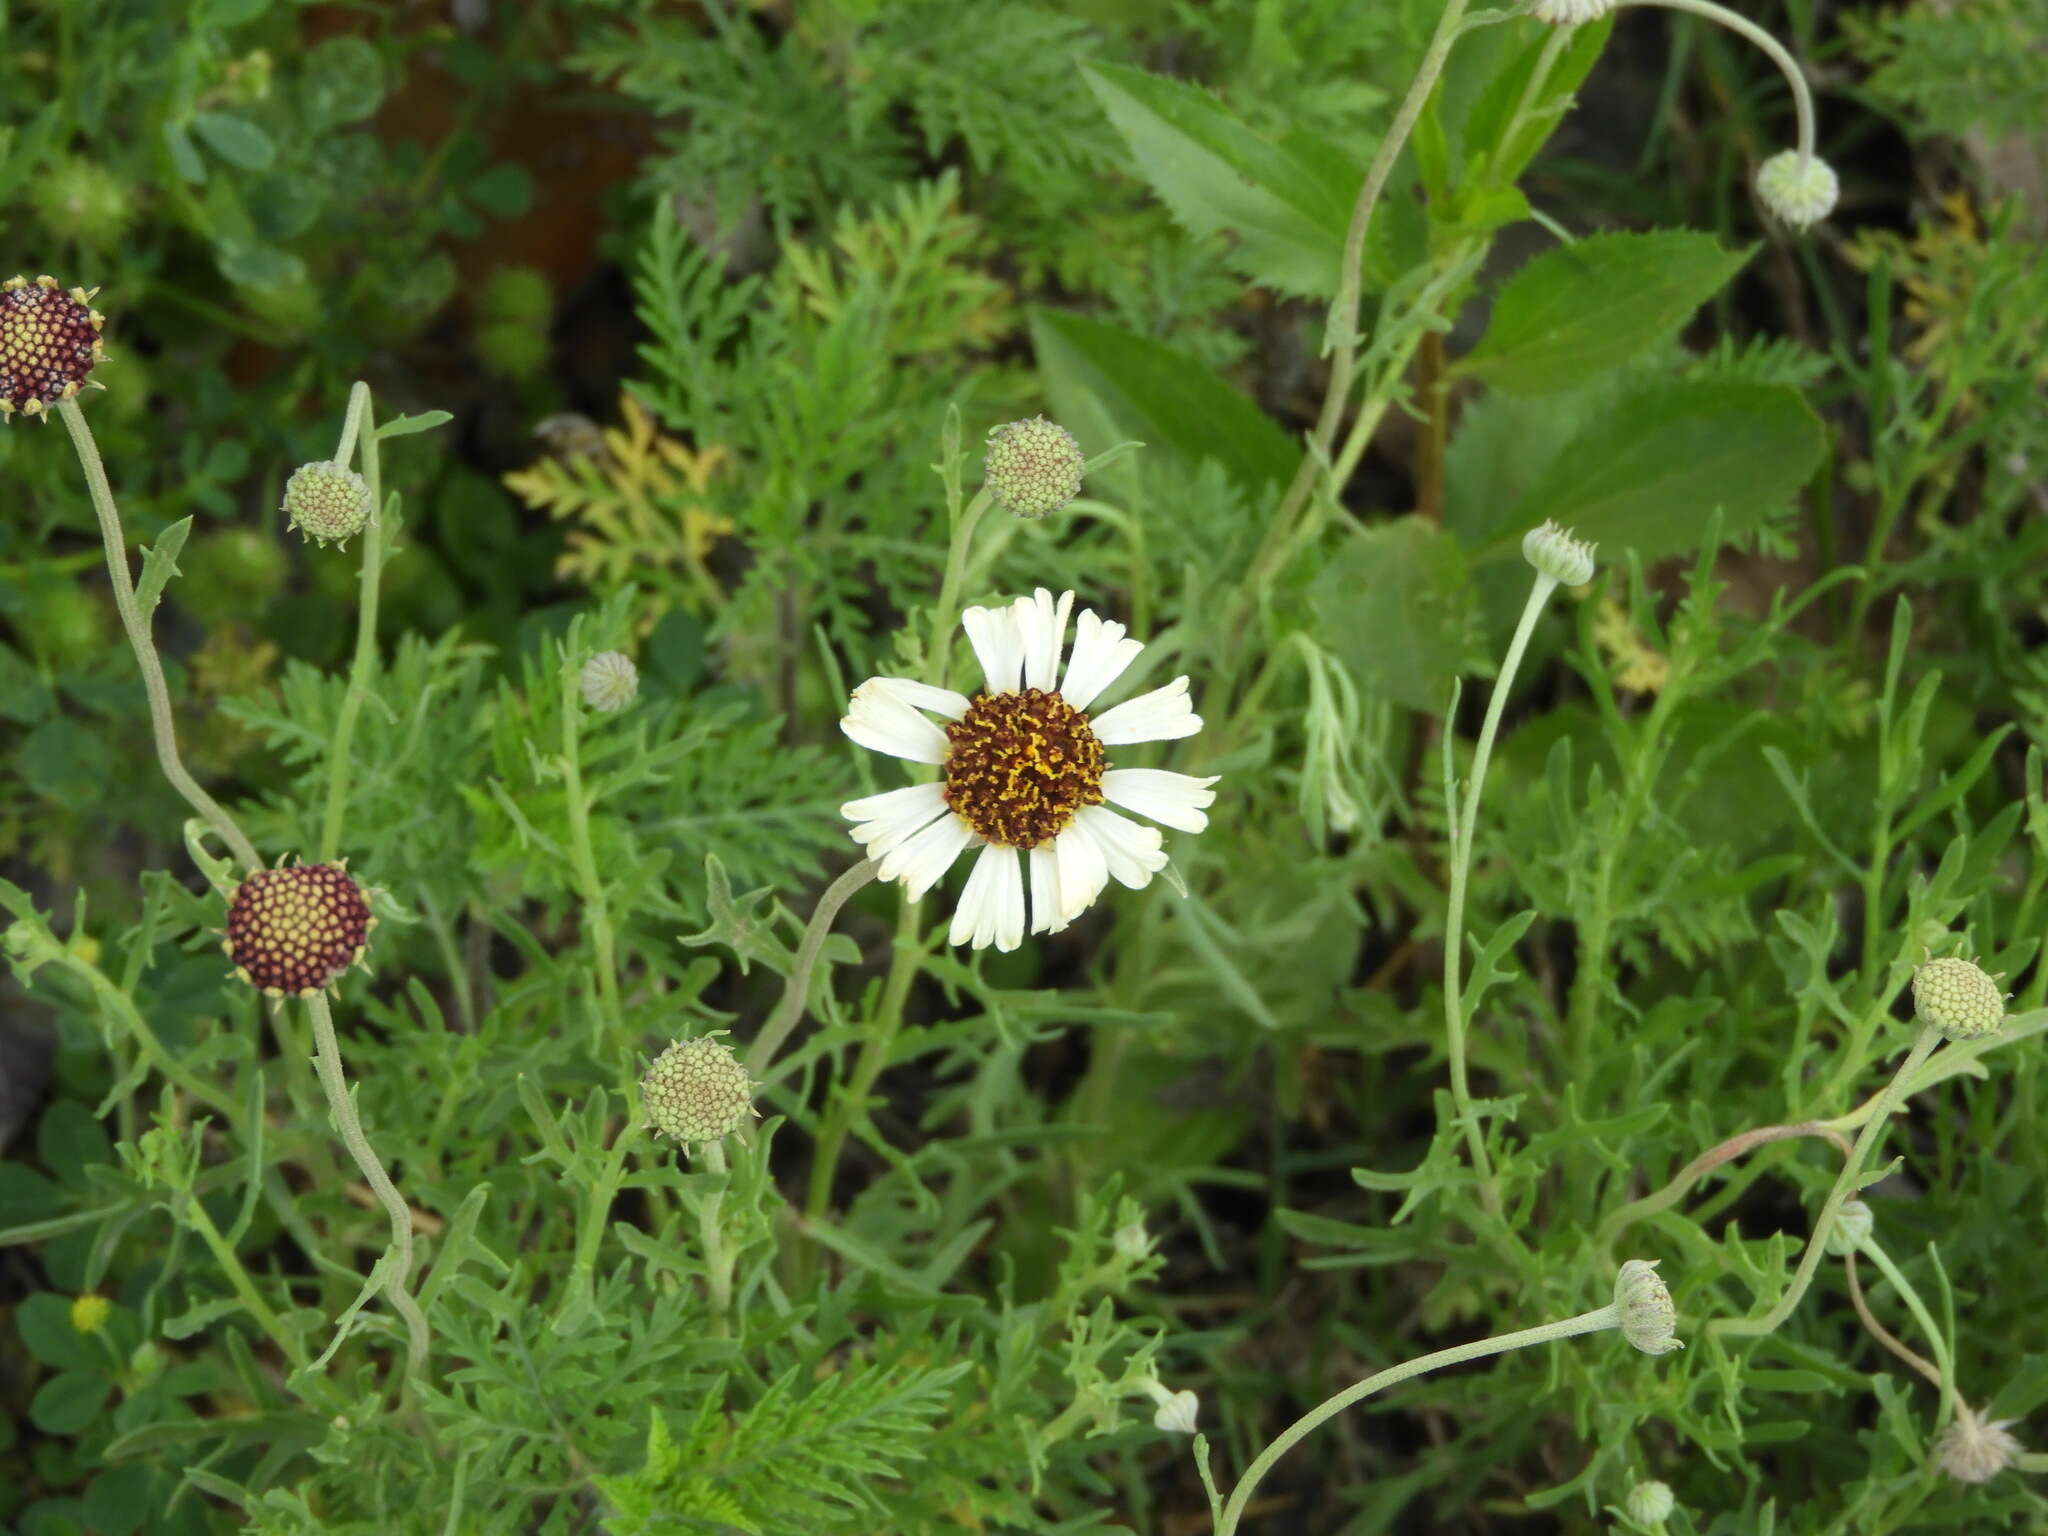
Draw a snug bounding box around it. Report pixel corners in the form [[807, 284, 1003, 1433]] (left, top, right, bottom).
[[1618, 0, 1818, 164]]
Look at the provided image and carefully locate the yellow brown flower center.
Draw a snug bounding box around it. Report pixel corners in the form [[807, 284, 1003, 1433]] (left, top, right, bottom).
[[222, 863, 374, 998], [942, 688, 1104, 849], [0, 275, 106, 420]]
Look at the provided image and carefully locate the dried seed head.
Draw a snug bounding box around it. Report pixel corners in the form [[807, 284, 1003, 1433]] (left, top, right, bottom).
[[1756, 150, 1840, 230], [641, 1036, 755, 1145], [1936, 1403, 2023, 1485], [1911, 956, 2006, 1042], [222, 861, 376, 998], [283, 460, 373, 547], [1615, 1259, 1682, 1355], [1623, 1480, 1675, 1526], [0, 275, 107, 422], [580, 651, 638, 713], [1522, 519, 1598, 587], [984, 416, 1084, 519]]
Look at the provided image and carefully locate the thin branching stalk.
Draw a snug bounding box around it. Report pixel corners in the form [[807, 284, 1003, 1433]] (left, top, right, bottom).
[[59, 399, 261, 873], [305, 993, 431, 1377], [319, 382, 386, 863], [1712, 1027, 1942, 1339]]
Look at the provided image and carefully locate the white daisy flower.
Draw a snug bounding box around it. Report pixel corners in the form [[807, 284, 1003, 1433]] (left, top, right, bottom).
[[839, 589, 1218, 952]]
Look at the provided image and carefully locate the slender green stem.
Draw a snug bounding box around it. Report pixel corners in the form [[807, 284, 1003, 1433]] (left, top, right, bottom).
[[1216, 1303, 1622, 1535], [560, 655, 622, 1025], [806, 923, 927, 1220], [1619, 0, 1817, 162], [304, 994, 430, 1378], [553, 1117, 634, 1334], [1442, 573, 1557, 1208], [182, 1189, 311, 1373], [59, 399, 261, 873], [1597, 1120, 1849, 1260], [319, 383, 386, 862], [1858, 1237, 1957, 1421], [746, 859, 880, 1080], [931, 489, 993, 694], [1845, 1250, 1945, 1393], [1712, 1027, 1941, 1339], [698, 1139, 735, 1329]]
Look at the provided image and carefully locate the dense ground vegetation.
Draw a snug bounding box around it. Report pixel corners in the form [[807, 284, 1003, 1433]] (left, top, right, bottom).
[[3, 0, 2047, 1531]]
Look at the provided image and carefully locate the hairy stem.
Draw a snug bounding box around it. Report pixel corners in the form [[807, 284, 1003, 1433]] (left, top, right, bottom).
[[747, 859, 880, 1081], [560, 652, 623, 1026], [305, 994, 430, 1378], [1711, 1027, 1941, 1339], [1217, 1302, 1622, 1535], [1620, 0, 1817, 161], [319, 383, 387, 863], [60, 399, 260, 872]]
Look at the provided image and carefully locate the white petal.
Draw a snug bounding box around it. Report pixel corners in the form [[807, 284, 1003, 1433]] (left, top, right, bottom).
[[880, 813, 973, 900], [1028, 843, 1065, 934], [1052, 820, 1110, 925], [842, 679, 949, 763], [1060, 609, 1144, 711], [869, 676, 971, 720], [1102, 768, 1219, 833], [1074, 805, 1167, 889], [961, 604, 1023, 693], [1015, 588, 1075, 692], [949, 843, 1024, 951], [1091, 676, 1202, 745], [841, 781, 949, 857]]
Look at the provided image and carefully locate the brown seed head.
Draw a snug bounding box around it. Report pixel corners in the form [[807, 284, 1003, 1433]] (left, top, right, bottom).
[[222, 862, 375, 998], [942, 688, 1105, 848]]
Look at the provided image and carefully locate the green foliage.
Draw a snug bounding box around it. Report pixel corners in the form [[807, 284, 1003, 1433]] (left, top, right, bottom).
[[7, 2, 2048, 1534]]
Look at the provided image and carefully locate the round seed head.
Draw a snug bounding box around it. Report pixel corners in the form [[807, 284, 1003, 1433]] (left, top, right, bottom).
[[1531, 0, 1615, 21], [32, 158, 134, 252], [1937, 1403, 2023, 1484], [1623, 1480, 1675, 1526], [1756, 150, 1840, 231], [0, 274, 107, 422], [984, 416, 1084, 519], [1911, 956, 2006, 1041], [1614, 1259, 1682, 1355], [580, 650, 639, 713], [69, 1294, 112, 1336], [1522, 519, 1597, 587], [283, 460, 372, 546], [641, 1036, 755, 1144], [223, 861, 376, 998]]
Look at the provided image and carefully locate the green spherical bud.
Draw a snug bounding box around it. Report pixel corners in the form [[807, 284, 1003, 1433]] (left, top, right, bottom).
[[283, 460, 372, 547], [579, 651, 638, 713], [1623, 1480, 1675, 1526], [32, 157, 134, 252], [984, 416, 1083, 519], [1911, 956, 2005, 1042], [1756, 150, 1839, 231], [475, 319, 549, 381], [641, 1036, 754, 1145], [1827, 1198, 1874, 1256], [1614, 1259, 1681, 1355], [477, 266, 554, 326]]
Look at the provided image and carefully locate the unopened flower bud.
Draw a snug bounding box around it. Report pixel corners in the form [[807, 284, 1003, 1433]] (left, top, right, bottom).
[[1911, 956, 2006, 1042], [641, 1036, 755, 1145], [1113, 1221, 1152, 1262], [580, 650, 638, 713], [1828, 1198, 1874, 1256], [69, 1294, 111, 1336], [1623, 1479, 1675, 1526], [1522, 519, 1597, 587], [1615, 1259, 1682, 1355], [1151, 1388, 1199, 1435], [1531, 0, 1615, 23], [984, 416, 1083, 519], [283, 460, 372, 547], [32, 159, 133, 253], [1756, 150, 1839, 230], [1937, 1403, 2023, 1484]]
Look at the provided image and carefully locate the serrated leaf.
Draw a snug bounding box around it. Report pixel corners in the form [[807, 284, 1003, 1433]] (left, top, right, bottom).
[[1030, 307, 1294, 498], [190, 110, 275, 172], [1459, 233, 1753, 394], [135, 517, 191, 621], [1080, 61, 1355, 297], [1487, 379, 1825, 563], [1310, 514, 1473, 715]]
